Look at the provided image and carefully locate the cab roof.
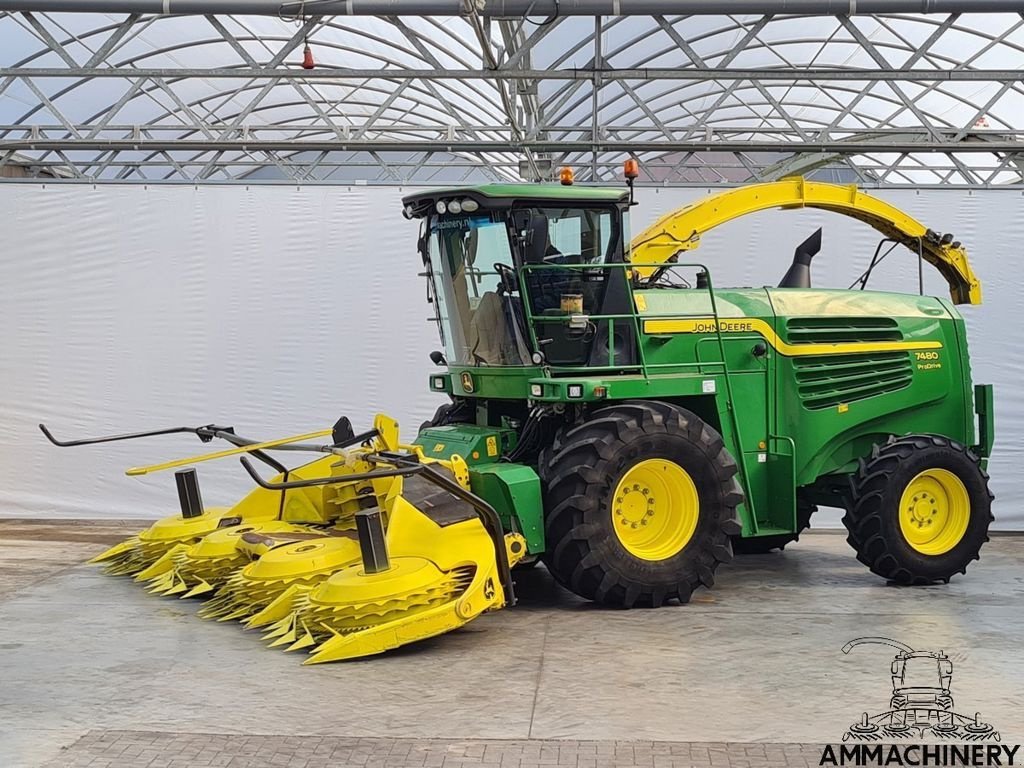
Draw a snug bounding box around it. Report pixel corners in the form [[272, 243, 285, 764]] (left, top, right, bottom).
[[402, 184, 629, 216]]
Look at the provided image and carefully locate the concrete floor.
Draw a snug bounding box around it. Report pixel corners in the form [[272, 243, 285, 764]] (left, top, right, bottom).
[[1, 521, 1022, 767]]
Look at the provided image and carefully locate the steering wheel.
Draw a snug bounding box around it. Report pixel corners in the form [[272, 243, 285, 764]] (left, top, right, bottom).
[[494, 262, 519, 294]]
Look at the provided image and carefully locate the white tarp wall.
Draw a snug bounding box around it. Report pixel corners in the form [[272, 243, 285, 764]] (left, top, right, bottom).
[[0, 184, 1019, 529]]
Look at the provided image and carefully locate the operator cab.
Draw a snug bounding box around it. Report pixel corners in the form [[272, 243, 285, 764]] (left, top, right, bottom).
[[403, 184, 635, 372]]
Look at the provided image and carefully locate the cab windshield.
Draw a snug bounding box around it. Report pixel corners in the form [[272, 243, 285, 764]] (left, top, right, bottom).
[[425, 204, 627, 369], [427, 212, 531, 367]]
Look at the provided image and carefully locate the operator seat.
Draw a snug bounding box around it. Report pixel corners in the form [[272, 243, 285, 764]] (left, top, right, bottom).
[[468, 291, 515, 365]]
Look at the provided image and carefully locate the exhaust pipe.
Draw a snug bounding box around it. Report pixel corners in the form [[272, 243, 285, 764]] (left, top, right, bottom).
[[778, 228, 822, 289]]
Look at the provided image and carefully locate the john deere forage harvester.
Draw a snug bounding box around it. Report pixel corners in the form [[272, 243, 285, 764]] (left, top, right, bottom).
[[44, 173, 994, 662]]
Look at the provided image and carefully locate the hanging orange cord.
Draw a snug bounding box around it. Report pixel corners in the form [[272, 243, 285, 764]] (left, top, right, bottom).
[[296, 2, 315, 70]]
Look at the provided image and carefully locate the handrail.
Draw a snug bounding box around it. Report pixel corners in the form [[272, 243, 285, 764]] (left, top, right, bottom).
[[519, 260, 751, 378], [518, 259, 757, 523], [702, 267, 756, 527]]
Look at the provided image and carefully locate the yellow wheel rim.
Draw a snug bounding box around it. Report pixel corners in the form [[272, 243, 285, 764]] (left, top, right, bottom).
[[898, 469, 971, 556], [611, 458, 699, 561]]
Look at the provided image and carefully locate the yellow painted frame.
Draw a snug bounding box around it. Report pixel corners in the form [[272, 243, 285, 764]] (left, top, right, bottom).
[[629, 178, 982, 305]]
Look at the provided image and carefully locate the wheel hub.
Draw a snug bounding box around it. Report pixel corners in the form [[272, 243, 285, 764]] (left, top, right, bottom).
[[908, 493, 938, 527], [898, 469, 970, 556], [611, 459, 699, 561], [614, 484, 655, 528]]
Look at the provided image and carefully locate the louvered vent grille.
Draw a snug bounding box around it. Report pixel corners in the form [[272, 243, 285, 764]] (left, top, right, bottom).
[[793, 352, 913, 410], [786, 316, 903, 345]]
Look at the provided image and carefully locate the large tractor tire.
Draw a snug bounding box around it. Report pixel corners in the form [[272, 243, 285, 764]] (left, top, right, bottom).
[[843, 435, 993, 585], [732, 499, 816, 555], [542, 401, 743, 608]]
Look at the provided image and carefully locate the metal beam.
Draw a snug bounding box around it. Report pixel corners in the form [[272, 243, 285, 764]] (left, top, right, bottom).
[[3, 0, 1024, 16], [3, 9, 1023, 186], [6, 152, 1020, 187], [7, 124, 1019, 138], [5, 137, 1023, 152], [3, 67, 1024, 81]]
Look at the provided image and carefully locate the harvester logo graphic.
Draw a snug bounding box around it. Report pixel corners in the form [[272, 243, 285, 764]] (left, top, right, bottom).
[[841, 637, 1000, 742]]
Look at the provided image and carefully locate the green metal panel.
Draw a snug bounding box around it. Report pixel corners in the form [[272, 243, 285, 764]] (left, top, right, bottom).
[[469, 464, 545, 554], [736, 452, 793, 536], [448, 365, 542, 400], [943, 298, 979, 448], [526, 373, 729, 405], [974, 384, 995, 460], [414, 424, 516, 466], [765, 289, 972, 484], [765, 435, 797, 535]]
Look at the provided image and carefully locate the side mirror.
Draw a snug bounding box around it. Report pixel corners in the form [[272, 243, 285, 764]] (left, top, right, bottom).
[[512, 210, 534, 252], [429, 350, 447, 367], [417, 220, 429, 266]]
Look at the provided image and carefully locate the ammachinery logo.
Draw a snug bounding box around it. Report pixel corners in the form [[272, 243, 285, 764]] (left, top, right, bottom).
[[822, 745, 1019, 767], [819, 637, 1017, 767]]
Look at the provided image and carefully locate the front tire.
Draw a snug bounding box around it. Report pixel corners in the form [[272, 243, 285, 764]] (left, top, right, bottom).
[[843, 435, 993, 585], [542, 401, 742, 608]]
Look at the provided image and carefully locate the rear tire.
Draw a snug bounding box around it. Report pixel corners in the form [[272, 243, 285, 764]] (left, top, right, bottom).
[[732, 499, 816, 554], [542, 401, 742, 607], [843, 435, 993, 585]]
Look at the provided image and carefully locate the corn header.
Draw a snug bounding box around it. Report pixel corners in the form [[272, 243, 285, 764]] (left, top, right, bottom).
[[44, 174, 995, 662], [44, 416, 523, 663]]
